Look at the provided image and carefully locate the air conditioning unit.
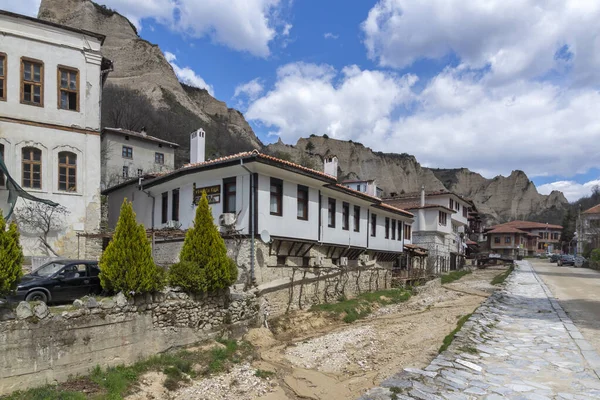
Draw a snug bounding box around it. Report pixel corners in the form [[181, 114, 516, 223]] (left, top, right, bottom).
[[339, 257, 348, 266], [219, 213, 236, 226], [359, 253, 370, 263], [165, 220, 181, 229]]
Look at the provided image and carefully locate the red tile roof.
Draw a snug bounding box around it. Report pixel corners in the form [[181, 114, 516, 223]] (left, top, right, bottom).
[[383, 199, 456, 213], [491, 220, 562, 230], [486, 226, 530, 234], [583, 204, 600, 214], [103, 127, 180, 147], [328, 184, 413, 217]]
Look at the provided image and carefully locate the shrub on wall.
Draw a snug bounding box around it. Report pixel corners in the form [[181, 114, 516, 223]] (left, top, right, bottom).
[[99, 199, 164, 296], [169, 191, 238, 293], [0, 212, 24, 296]]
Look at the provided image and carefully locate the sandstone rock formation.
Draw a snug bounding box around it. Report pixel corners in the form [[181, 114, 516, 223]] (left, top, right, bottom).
[[266, 137, 568, 224]]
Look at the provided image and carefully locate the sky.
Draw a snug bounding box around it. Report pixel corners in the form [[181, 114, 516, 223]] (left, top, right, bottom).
[[3, 0, 600, 202]]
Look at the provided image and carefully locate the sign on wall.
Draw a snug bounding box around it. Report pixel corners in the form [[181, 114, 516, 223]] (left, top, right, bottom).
[[193, 183, 221, 205]]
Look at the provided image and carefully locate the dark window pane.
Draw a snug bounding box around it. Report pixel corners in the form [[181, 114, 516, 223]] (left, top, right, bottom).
[[24, 63, 31, 80], [33, 64, 41, 82], [60, 91, 68, 109], [33, 150, 41, 161], [68, 92, 77, 110], [23, 178, 30, 187], [61, 71, 68, 88], [59, 181, 66, 191], [59, 154, 66, 164], [69, 74, 76, 90], [59, 166, 66, 176], [23, 84, 31, 102], [68, 155, 76, 165]]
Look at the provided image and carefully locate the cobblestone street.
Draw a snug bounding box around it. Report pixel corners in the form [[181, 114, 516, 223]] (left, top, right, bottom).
[[360, 261, 600, 399]]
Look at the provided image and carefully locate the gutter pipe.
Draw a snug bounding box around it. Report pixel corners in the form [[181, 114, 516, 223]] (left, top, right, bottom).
[[240, 160, 255, 284]]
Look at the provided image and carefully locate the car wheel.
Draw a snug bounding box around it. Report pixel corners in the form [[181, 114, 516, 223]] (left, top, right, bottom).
[[25, 291, 48, 303]]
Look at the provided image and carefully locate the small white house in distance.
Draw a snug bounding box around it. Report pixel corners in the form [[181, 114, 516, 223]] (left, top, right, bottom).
[[0, 10, 109, 258], [101, 127, 179, 189], [341, 179, 384, 198], [384, 188, 473, 270], [103, 130, 414, 285]]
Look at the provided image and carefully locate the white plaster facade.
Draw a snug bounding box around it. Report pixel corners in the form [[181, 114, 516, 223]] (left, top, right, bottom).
[[101, 128, 178, 189], [0, 11, 106, 257]]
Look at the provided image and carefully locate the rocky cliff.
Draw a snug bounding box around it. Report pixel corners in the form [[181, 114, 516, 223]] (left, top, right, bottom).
[[38, 0, 262, 162], [266, 137, 569, 224]]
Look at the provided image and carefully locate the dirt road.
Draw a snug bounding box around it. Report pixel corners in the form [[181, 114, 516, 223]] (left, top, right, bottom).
[[530, 259, 600, 355]]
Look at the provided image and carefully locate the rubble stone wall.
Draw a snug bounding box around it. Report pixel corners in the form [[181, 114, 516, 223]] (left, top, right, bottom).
[[0, 288, 259, 395]]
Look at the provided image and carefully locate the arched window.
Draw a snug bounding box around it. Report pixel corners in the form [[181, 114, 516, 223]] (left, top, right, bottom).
[[58, 151, 77, 192], [22, 147, 42, 189]]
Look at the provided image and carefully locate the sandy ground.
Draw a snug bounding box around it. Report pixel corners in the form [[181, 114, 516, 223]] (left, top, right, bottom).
[[130, 266, 507, 400], [530, 258, 600, 355]]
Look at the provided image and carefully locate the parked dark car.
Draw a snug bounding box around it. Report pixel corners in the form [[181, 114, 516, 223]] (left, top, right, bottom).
[[549, 254, 560, 263], [557, 254, 575, 266], [8, 260, 101, 303]]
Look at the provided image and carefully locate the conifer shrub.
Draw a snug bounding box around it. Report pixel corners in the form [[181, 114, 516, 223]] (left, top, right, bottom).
[[169, 191, 238, 293], [0, 212, 24, 296], [99, 200, 164, 296]]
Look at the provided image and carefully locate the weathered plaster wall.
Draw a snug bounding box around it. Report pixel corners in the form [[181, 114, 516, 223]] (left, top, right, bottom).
[[0, 288, 259, 395]]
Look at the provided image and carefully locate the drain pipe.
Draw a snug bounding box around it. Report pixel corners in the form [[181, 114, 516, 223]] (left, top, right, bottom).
[[139, 177, 156, 257], [240, 160, 255, 285]]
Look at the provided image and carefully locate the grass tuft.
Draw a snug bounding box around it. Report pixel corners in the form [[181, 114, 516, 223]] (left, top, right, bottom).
[[439, 313, 472, 353], [491, 266, 514, 285], [254, 369, 275, 379], [440, 269, 472, 284]]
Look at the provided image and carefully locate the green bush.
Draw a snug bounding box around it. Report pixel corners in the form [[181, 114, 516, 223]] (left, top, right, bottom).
[[99, 200, 164, 296], [169, 191, 238, 293], [590, 248, 600, 263], [0, 212, 24, 296]]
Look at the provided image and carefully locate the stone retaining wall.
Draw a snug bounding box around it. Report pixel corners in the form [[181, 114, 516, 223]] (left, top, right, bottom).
[[0, 288, 259, 395]]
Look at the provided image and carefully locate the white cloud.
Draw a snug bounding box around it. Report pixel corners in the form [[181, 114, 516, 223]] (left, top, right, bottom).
[[0, 0, 41, 16], [164, 52, 214, 96], [538, 179, 600, 202], [362, 0, 600, 84], [246, 62, 417, 143], [234, 79, 264, 101], [282, 23, 293, 36], [324, 32, 339, 40]]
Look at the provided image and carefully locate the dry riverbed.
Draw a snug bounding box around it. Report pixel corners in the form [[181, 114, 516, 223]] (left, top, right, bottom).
[[154, 266, 507, 400]]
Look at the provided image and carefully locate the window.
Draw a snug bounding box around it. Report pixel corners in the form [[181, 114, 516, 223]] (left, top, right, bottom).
[[463, 207, 468, 218], [505, 236, 511, 244], [161, 192, 168, 224], [223, 177, 236, 214], [439, 211, 447, 226], [0, 144, 4, 186], [137, 169, 143, 177], [57, 66, 79, 111], [155, 152, 164, 164], [404, 224, 412, 240], [494, 236, 500, 244], [456, 202, 460, 211], [122, 166, 128, 178], [392, 220, 396, 240], [0, 53, 5, 101], [353, 205, 360, 232], [297, 185, 308, 220], [385, 217, 390, 238], [398, 221, 402, 241], [58, 151, 76, 192], [122, 146, 133, 159], [449, 199, 454, 210], [342, 202, 349, 230], [328, 198, 336, 228], [21, 58, 43, 106], [172, 189, 179, 221], [22, 147, 41, 189], [371, 213, 377, 237], [270, 178, 283, 216]]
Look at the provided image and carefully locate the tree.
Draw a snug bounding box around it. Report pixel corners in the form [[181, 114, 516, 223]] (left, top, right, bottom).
[[169, 191, 238, 293], [16, 203, 69, 256], [560, 209, 575, 252], [99, 199, 164, 295], [0, 212, 24, 296], [305, 141, 315, 152]]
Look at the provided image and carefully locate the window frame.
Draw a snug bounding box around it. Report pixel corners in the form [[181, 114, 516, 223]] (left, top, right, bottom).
[[57, 65, 79, 112], [505, 236, 512, 244], [122, 146, 133, 159], [297, 184, 309, 221], [270, 178, 283, 216], [223, 177, 237, 214], [161, 191, 168, 224], [328, 197, 336, 228], [57, 151, 77, 192], [494, 236, 500, 244], [342, 202, 350, 230], [0, 143, 5, 186], [22, 147, 42, 189], [155, 152, 164, 165], [353, 205, 360, 232], [371, 213, 377, 237], [439, 211, 447, 226], [122, 166, 129, 178], [20, 57, 44, 107], [0, 53, 6, 102], [404, 224, 411, 240], [172, 188, 180, 222]]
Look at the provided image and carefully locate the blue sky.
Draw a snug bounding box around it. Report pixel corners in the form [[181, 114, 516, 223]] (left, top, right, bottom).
[[4, 0, 600, 202]]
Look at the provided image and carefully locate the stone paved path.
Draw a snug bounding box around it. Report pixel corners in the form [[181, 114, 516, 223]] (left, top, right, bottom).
[[360, 261, 600, 399]]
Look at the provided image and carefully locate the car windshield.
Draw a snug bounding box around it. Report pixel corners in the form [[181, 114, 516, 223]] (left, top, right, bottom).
[[32, 262, 68, 277]]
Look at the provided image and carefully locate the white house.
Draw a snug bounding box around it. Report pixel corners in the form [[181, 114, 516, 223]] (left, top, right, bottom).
[[341, 179, 383, 198], [101, 127, 179, 189], [103, 131, 414, 284], [0, 10, 109, 258], [579, 204, 600, 254], [384, 189, 474, 270]]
